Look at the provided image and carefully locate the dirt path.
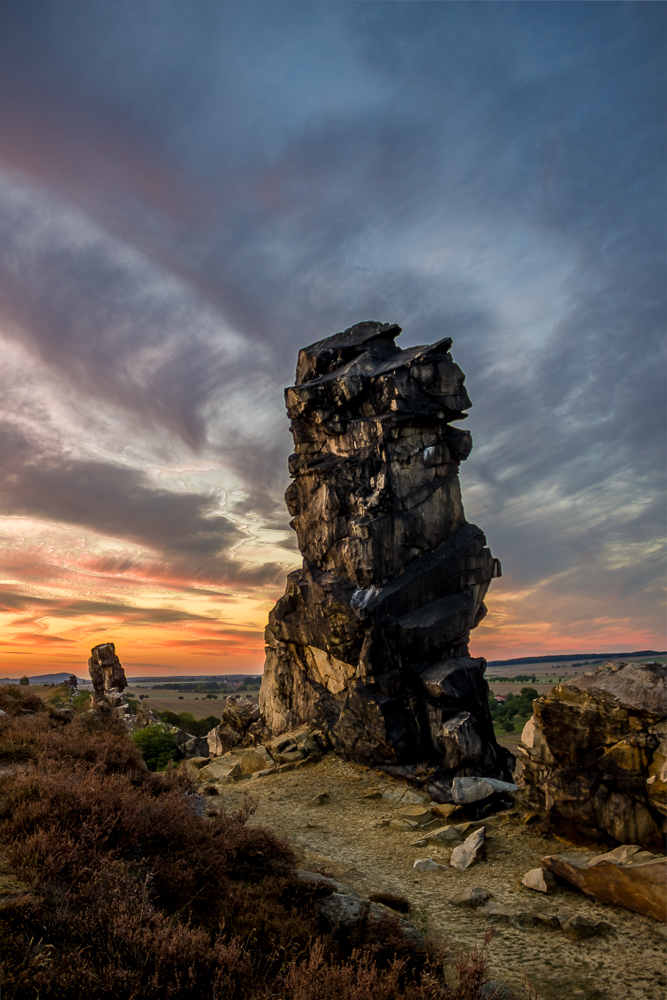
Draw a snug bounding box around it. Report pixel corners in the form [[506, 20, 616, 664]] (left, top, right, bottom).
[[208, 754, 666, 1000]]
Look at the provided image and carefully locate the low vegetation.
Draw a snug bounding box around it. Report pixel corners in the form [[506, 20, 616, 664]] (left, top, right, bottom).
[[0, 685, 510, 999], [132, 723, 179, 770], [488, 686, 539, 734], [156, 709, 221, 736]]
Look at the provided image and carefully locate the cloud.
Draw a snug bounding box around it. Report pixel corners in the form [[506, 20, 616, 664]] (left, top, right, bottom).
[[0, 1, 663, 660]]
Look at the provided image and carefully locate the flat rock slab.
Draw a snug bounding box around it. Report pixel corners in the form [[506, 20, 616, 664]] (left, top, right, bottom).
[[450, 825, 486, 870], [543, 849, 667, 922]]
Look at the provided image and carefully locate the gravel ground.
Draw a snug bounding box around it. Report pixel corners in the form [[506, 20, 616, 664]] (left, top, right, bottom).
[[207, 754, 667, 1000]]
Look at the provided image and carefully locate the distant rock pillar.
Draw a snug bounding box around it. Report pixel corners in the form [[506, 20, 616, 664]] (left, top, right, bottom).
[[88, 642, 130, 719], [260, 320, 512, 786]]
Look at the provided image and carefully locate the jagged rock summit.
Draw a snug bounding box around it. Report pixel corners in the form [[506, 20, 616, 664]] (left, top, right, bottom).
[[260, 320, 512, 788]]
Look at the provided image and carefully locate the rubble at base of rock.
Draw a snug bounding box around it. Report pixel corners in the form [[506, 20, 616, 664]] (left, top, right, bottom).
[[259, 320, 512, 789], [516, 660, 667, 850]]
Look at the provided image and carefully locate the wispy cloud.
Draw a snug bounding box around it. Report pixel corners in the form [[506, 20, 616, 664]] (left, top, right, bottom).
[[0, 1, 663, 673]]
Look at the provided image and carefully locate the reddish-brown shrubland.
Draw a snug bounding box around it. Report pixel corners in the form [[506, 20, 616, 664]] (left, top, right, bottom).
[[0, 693, 514, 999]]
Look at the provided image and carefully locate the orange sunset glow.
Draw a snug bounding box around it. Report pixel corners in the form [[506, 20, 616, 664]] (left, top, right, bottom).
[[0, 2, 664, 679]]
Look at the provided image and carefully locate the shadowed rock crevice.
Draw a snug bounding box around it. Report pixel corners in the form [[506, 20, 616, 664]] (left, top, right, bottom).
[[260, 321, 512, 789]]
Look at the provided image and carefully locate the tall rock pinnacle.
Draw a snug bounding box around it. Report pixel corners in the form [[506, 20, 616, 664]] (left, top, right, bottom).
[[260, 321, 512, 784]]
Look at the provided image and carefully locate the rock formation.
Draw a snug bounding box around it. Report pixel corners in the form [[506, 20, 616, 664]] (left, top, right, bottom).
[[542, 846, 666, 922], [88, 642, 130, 719], [516, 660, 666, 850], [260, 320, 512, 788]]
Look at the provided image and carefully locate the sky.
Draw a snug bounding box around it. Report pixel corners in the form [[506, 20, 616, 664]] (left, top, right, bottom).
[[0, 1, 664, 678]]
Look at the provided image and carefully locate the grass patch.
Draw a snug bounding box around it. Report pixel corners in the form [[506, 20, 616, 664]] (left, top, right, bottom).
[[132, 723, 179, 771]]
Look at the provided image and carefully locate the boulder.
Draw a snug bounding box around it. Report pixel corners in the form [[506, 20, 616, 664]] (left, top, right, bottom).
[[413, 858, 445, 872], [296, 870, 425, 948], [205, 699, 268, 756], [451, 776, 518, 805], [560, 914, 612, 941], [260, 321, 513, 784], [516, 660, 667, 850], [412, 824, 463, 847], [450, 826, 486, 870], [477, 902, 519, 926], [182, 735, 210, 759], [389, 819, 418, 831], [542, 846, 667, 921], [521, 868, 557, 894], [198, 745, 275, 784], [207, 722, 242, 756], [397, 805, 437, 826], [135, 701, 161, 729], [447, 886, 493, 908]]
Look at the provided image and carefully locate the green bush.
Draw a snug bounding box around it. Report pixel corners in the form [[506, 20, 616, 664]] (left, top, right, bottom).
[[489, 687, 539, 732], [156, 710, 220, 738], [132, 725, 178, 771], [72, 691, 91, 713]]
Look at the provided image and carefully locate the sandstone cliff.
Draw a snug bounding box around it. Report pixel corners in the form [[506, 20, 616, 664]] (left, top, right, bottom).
[[260, 321, 512, 787], [516, 660, 666, 850]]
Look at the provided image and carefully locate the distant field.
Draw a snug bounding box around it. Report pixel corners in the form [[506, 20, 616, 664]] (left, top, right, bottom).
[[124, 687, 259, 720]]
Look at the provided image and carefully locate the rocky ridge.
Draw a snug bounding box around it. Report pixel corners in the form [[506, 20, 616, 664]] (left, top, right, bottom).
[[260, 320, 511, 790]]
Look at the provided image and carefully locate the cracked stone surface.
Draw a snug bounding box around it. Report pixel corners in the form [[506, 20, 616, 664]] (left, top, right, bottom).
[[260, 320, 511, 784], [516, 660, 667, 850]]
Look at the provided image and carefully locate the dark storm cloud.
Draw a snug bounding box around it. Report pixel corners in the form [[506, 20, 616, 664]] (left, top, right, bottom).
[[0, 2, 663, 614]]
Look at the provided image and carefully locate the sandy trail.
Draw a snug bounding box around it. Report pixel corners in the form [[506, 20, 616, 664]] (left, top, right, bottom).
[[208, 754, 666, 1000]]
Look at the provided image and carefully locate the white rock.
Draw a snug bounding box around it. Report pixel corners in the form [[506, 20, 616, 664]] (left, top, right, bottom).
[[413, 857, 445, 872], [450, 826, 486, 870], [451, 776, 518, 805], [522, 867, 556, 893]]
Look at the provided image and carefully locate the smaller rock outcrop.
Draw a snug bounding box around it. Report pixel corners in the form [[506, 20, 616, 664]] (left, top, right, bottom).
[[88, 643, 130, 719], [206, 697, 268, 755], [516, 660, 666, 849], [542, 846, 666, 922]]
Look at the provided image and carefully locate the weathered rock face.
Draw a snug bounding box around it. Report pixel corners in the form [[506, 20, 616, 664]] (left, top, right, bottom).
[[260, 320, 511, 786], [542, 846, 667, 922], [516, 660, 667, 850], [88, 642, 130, 719]]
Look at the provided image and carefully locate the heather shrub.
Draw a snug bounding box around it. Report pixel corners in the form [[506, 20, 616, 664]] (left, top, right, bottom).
[[157, 709, 221, 736], [0, 684, 44, 717], [132, 723, 179, 770], [0, 707, 517, 1000]]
